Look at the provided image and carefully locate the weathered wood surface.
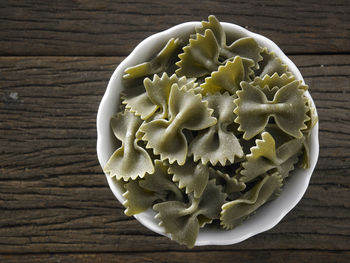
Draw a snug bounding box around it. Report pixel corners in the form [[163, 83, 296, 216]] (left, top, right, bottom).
[[1, 251, 350, 263], [0, 56, 349, 263], [0, 0, 350, 56], [1, 0, 350, 261]]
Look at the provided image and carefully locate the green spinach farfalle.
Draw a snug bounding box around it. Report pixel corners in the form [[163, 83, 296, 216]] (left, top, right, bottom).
[[195, 15, 263, 70], [104, 110, 154, 181], [208, 167, 246, 195], [221, 173, 283, 229], [176, 15, 262, 79], [123, 73, 196, 120], [123, 38, 183, 79], [255, 47, 291, 78], [168, 158, 210, 198], [154, 179, 227, 248], [200, 56, 250, 95], [189, 92, 243, 166], [239, 132, 304, 183], [103, 15, 317, 248], [234, 80, 309, 139], [123, 160, 184, 216], [141, 84, 216, 165]]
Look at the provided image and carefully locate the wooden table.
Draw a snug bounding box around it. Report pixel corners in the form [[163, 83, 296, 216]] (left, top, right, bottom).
[[1, 1, 349, 262]]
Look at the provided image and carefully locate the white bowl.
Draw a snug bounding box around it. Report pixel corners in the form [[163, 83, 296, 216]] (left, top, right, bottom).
[[96, 21, 319, 246]]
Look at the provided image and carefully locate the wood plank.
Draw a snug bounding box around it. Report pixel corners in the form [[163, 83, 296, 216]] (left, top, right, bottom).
[[0, 55, 349, 253], [0, 0, 349, 56], [1, 250, 350, 263]]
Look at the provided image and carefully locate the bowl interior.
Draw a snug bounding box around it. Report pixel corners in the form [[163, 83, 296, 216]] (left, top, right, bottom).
[[96, 21, 319, 246]]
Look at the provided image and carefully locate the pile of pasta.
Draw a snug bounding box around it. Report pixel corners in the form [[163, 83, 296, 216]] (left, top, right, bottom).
[[104, 16, 318, 247]]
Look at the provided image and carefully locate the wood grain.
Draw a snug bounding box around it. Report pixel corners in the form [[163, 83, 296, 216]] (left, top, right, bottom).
[[0, 56, 349, 261], [1, 250, 350, 263], [1, 0, 349, 261], [0, 0, 349, 56]]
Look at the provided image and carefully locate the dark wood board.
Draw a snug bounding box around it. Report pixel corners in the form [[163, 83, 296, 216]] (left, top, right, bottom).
[[0, 0, 349, 56], [0, 56, 349, 262], [1, 0, 350, 262], [1, 251, 350, 263]]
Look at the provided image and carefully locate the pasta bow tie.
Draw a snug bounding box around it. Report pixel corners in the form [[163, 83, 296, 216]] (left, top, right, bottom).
[[141, 84, 217, 165], [240, 132, 304, 183], [234, 80, 309, 139], [154, 179, 227, 248], [176, 15, 262, 79], [103, 110, 154, 181]]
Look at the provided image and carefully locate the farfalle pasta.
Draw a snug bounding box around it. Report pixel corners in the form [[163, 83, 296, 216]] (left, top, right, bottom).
[[169, 158, 210, 198], [103, 15, 317, 248], [234, 81, 309, 139], [189, 92, 243, 166], [104, 110, 154, 181], [154, 179, 227, 247], [123, 38, 183, 79], [141, 84, 216, 165]]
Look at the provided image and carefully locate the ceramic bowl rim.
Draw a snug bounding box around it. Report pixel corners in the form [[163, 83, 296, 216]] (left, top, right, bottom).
[[96, 20, 319, 246]]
